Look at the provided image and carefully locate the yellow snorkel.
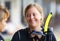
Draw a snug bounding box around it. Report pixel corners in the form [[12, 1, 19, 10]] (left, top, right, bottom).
[[44, 12, 53, 34]]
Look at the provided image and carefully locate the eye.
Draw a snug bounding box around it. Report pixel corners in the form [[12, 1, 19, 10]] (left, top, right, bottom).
[[26, 13, 31, 17], [33, 13, 35, 16]]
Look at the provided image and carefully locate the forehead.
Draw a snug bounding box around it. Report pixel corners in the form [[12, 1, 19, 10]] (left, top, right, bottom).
[[26, 7, 40, 15], [27, 7, 38, 12]]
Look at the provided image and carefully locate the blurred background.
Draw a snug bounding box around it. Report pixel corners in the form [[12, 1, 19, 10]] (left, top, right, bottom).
[[0, 0, 60, 41]]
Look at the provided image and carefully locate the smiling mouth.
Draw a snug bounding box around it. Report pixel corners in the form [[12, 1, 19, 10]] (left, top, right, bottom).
[[29, 21, 36, 24]]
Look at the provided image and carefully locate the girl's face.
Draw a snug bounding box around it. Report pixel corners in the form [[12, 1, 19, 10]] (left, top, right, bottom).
[[0, 11, 6, 32], [25, 7, 42, 28]]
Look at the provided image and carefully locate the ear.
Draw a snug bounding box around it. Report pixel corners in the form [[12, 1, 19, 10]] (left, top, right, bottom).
[[4, 13, 9, 21], [41, 13, 44, 26], [4, 8, 9, 21]]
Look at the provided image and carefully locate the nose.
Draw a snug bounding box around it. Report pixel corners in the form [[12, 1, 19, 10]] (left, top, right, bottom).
[[30, 15, 34, 19]]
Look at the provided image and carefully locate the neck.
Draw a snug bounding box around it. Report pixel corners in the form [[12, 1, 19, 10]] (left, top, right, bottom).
[[29, 25, 42, 32]]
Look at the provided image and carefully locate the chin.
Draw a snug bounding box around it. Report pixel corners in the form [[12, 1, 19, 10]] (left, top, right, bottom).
[[31, 24, 36, 27], [0, 29, 4, 32], [0, 30, 3, 32]]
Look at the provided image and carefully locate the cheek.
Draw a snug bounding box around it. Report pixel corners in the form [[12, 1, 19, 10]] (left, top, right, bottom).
[[35, 16, 42, 26], [36, 15, 42, 21], [26, 17, 30, 23], [0, 23, 4, 29]]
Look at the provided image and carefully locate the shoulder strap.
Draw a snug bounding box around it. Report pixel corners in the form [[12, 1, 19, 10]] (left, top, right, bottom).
[[18, 31, 21, 41], [17, 28, 28, 41], [42, 27, 53, 41], [45, 28, 53, 41]]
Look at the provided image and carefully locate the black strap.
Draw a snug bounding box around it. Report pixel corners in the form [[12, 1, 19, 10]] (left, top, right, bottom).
[[18, 31, 21, 41]]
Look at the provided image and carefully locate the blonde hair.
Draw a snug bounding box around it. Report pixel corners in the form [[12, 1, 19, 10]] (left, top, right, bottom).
[[24, 3, 44, 26], [0, 5, 9, 20]]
